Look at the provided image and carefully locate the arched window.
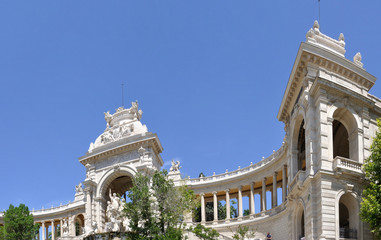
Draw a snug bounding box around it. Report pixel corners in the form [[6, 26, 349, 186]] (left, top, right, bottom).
[[332, 108, 358, 161], [338, 193, 358, 239], [75, 214, 85, 236], [333, 120, 349, 159], [297, 120, 306, 171]]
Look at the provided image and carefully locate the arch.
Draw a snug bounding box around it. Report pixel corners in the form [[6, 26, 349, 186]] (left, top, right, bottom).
[[327, 104, 362, 162], [96, 165, 137, 198], [74, 214, 85, 236], [335, 191, 360, 239], [331, 108, 359, 161], [294, 199, 306, 240], [290, 112, 306, 178]]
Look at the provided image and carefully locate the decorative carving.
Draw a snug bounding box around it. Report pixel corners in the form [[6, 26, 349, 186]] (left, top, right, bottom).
[[105, 189, 130, 232], [353, 52, 364, 68], [306, 20, 346, 57], [169, 160, 181, 172], [88, 101, 148, 153], [62, 218, 69, 236], [75, 183, 83, 194]]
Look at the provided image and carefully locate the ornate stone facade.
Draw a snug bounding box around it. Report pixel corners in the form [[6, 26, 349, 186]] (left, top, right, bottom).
[[0, 21, 379, 240]]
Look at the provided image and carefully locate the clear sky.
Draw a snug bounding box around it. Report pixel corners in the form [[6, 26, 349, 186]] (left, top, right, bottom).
[[1, 1, 381, 211]]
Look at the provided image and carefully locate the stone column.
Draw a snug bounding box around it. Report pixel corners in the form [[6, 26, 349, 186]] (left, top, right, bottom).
[[250, 182, 255, 215], [238, 185, 243, 218], [262, 177, 267, 211], [60, 219, 63, 237], [327, 117, 334, 161], [272, 172, 278, 208], [225, 189, 230, 221], [85, 187, 92, 229], [282, 165, 287, 202], [200, 193, 206, 223], [213, 191, 218, 222], [51, 220, 55, 240], [41, 221, 45, 240]]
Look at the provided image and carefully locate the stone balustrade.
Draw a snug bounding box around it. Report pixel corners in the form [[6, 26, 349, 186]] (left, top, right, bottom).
[[333, 156, 363, 174], [181, 144, 287, 185]]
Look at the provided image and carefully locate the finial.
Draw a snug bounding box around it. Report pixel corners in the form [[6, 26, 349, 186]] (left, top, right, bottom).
[[339, 33, 345, 42], [353, 52, 363, 68], [313, 20, 320, 31]]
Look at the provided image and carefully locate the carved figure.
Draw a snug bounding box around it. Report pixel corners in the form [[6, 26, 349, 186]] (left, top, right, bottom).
[[62, 218, 69, 236], [101, 129, 114, 144], [170, 160, 181, 172], [75, 183, 83, 194], [104, 111, 112, 127]]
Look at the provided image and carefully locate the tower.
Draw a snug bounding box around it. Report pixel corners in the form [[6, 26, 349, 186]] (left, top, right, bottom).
[[278, 21, 378, 239], [79, 101, 164, 232]]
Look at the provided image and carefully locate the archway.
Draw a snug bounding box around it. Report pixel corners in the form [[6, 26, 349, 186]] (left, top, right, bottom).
[[338, 193, 359, 239], [332, 108, 358, 161], [74, 214, 85, 236], [294, 203, 305, 240], [333, 120, 349, 159], [291, 114, 306, 178], [101, 174, 134, 223], [297, 120, 306, 171]]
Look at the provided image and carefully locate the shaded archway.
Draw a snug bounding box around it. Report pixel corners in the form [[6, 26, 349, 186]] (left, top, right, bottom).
[[294, 203, 305, 240], [297, 120, 306, 171], [291, 113, 306, 178], [337, 193, 359, 239], [333, 120, 349, 159], [332, 108, 358, 161], [74, 214, 85, 236]]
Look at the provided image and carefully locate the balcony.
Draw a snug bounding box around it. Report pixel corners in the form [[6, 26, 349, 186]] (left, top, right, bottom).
[[333, 157, 363, 176], [339, 227, 357, 239]]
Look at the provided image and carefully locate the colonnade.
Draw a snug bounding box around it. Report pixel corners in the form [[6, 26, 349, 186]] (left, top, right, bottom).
[[34, 219, 61, 240], [198, 165, 288, 223]]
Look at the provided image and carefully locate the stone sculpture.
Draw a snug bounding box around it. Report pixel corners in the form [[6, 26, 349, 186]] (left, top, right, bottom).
[[75, 183, 83, 194], [104, 189, 130, 232], [170, 160, 181, 172], [62, 218, 69, 236]]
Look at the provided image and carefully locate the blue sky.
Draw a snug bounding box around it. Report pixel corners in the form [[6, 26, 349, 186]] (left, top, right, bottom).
[[1, 1, 381, 211]]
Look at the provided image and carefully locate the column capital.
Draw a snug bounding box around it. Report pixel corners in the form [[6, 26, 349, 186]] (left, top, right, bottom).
[[224, 189, 230, 193], [212, 191, 217, 195], [250, 182, 255, 187], [263, 177, 267, 182], [238, 185, 243, 190], [200, 192, 205, 197], [274, 171, 278, 176]]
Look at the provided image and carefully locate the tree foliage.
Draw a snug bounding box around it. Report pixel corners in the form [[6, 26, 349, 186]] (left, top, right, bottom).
[[2, 204, 39, 240], [231, 225, 255, 240], [360, 119, 381, 239], [190, 224, 219, 240], [124, 170, 197, 239]]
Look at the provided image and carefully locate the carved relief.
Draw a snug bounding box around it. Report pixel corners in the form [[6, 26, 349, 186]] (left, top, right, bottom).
[[88, 101, 148, 153]]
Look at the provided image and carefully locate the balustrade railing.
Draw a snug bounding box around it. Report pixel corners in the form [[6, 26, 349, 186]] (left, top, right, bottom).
[[333, 157, 363, 174], [185, 144, 286, 184], [339, 227, 357, 239]]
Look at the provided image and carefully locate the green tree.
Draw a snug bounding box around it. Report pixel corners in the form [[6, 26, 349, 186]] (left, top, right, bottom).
[[360, 119, 381, 239], [124, 170, 197, 239], [191, 224, 219, 240], [3, 204, 39, 240], [231, 225, 255, 240]]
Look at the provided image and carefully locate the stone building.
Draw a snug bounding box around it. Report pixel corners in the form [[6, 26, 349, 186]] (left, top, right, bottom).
[[0, 21, 379, 240]]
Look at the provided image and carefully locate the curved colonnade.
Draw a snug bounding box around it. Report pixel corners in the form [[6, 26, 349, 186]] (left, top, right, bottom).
[[180, 144, 288, 225]]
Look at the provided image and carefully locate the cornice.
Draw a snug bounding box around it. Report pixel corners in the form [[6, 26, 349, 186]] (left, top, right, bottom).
[[78, 133, 163, 165], [278, 42, 377, 123]]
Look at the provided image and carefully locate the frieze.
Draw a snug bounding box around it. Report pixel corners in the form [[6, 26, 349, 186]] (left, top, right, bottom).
[[94, 150, 141, 170]]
